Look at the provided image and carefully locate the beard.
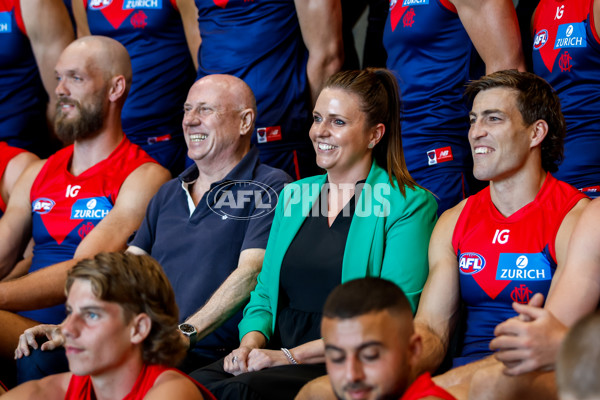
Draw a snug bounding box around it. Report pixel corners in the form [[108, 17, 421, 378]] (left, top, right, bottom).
[[54, 91, 106, 144]]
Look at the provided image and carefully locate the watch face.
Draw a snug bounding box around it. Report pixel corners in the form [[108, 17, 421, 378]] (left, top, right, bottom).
[[179, 324, 196, 334]]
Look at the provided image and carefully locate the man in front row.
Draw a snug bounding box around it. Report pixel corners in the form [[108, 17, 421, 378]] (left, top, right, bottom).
[[299, 277, 454, 400], [4, 252, 214, 399], [0, 35, 170, 363], [412, 70, 589, 398]]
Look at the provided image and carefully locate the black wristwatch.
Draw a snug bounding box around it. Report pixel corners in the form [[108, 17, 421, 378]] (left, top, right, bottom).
[[178, 323, 198, 347]]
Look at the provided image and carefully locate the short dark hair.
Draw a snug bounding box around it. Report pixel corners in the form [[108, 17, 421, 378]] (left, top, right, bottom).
[[465, 69, 565, 173], [557, 311, 600, 398], [324, 69, 420, 196], [323, 278, 412, 320], [66, 252, 186, 367]]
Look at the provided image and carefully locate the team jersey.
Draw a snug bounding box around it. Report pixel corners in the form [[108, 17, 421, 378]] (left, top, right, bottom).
[[452, 174, 586, 363], [400, 373, 456, 400], [22, 137, 156, 324], [84, 0, 195, 148], [0, 142, 27, 214], [533, 0, 600, 193], [65, 364, 217, 400], [383, 0, 484, 175], [195, 0, 313, 151], [0, 0, 51, 156]]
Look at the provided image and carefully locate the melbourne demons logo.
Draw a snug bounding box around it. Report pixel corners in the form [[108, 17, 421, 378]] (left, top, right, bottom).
[[533, 29, 548, 50], [89, 0, 112, 10], [459, 252, 486, 275], [32, 198, 56, 214]]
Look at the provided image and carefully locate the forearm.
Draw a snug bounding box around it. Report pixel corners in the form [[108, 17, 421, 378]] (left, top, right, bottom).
[[185, 263, 261, 341], [290, 339, 325, 364], [0, 259, 74, 311], [413, 322, 449, 376], [240, 331, 268, 349], [434, 355, 496, 388]]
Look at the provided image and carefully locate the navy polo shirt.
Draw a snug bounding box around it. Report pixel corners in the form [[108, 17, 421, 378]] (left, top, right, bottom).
[[130, 147, 291, 358]]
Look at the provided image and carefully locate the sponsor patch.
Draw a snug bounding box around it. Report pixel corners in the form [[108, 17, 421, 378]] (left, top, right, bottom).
[[123, 0, 162, 9], [89, 0, 113, 10], [32, 198, 56, 214], [427, 146, 454, 165], [256, 126, 282, 144], [533, 29, 548, 50], [402, 0, 428, 5], [459, 252, 486, 275], [70, 197, 113, 220], [496, 253, 552, 281], [554, 23, 586, 49], [0, 12, 12, 33]]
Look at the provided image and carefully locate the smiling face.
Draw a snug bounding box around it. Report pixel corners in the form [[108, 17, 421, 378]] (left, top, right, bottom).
[[182, 76, 250, 167], [62, 280, 139, 377], [310, 88, 379, 182], [469, 88, 535, 182], [322, 310, 417, 400], [54, 44, 108, 144]]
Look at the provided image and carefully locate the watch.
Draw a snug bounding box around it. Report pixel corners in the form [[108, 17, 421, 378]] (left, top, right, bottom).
[[178, 323, 198, 347]]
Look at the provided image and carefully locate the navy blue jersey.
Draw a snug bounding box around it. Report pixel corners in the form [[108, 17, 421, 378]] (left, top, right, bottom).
[[195, 0, 313, 150], [533, 0, 600, 193], [0, 0, 50, 155], [383, 0, 484, 175]]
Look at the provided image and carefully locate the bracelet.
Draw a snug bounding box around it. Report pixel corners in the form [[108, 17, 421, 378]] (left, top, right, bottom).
[[281, 347, 298, 365]]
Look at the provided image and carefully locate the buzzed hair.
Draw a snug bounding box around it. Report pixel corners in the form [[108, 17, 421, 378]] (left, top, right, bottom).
[[557, 311, 600, 399], [323, 278, 412, 320]]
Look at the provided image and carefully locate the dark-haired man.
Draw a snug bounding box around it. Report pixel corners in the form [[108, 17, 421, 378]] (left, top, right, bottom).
[[413, 70, 588, 398], [298, 278, 455, 400], [5, 252, 213, 399]]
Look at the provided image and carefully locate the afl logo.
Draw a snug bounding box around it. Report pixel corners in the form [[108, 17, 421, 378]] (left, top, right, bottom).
[[533, 29, 548, 50], [390, 0, 397, 10], [89, 0, 112, 10], [32, 198, 56, 214], [459, 252, 486, 275]]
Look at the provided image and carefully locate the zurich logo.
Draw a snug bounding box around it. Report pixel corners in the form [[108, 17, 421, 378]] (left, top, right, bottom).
[[533, 29, 548, 50], [459, 252, 486, 275]]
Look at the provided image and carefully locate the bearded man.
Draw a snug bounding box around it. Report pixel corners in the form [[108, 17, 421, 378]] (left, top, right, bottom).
[[0, 36, 170, 377]]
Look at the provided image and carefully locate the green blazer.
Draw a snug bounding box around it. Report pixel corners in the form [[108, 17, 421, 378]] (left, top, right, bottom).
[[238, 161, 438, 341]]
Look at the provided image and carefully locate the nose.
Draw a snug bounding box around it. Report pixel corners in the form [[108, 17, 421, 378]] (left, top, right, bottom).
[[183, 109, 200, 128], [55, 78, 69, 98], [345, 356, 365, 383], [469, 118, 486, 141], [311, 119, 329, 139], [61, 313, 80, 339]]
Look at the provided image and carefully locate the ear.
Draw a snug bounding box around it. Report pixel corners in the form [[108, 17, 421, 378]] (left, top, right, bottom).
[[368, 123, 386, 148], [530, 119, 548, 148], [108, 75, 127, 103], [239, 108, 255, 137], [130, 313, 152, 345], [407, 332, 422, 368]]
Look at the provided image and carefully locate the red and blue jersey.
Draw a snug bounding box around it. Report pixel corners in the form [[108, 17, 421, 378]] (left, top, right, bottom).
[[383, 0, 484, 176], [452, 174, 586, 365], [84, 0, 195, 149], [0, 142, 27, 215], [195, 0, 313, 151], [22, 137, 156, 324], [0, 0, 51, 156], [533, 0, 600, 194]]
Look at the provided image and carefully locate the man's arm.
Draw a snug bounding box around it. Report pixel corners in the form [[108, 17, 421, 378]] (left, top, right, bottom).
[[71, 0, 91, 37], [452, 0, 526, 73], [176, 0, 201, 70], [2, 372, 70, 400], [0, 161, 44, 280], [413, 203, 464, 376], [146, 370, 206, 400], [295, 0, 344, 105], [182, 248, 265, 342], [0, 162, 170, 311], [21, 0, 74, 122]]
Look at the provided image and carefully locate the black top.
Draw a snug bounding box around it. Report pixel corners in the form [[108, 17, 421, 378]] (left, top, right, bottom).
[[273, 182, 362, 349]]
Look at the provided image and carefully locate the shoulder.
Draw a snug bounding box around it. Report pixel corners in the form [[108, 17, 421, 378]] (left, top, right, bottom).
[[253, 164, 294, 192], [146, 369, 206, 400]]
